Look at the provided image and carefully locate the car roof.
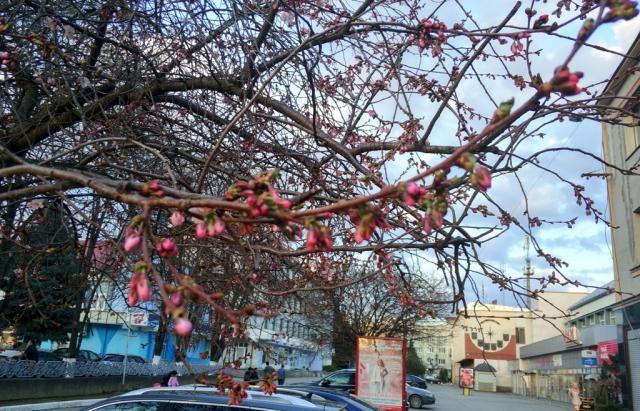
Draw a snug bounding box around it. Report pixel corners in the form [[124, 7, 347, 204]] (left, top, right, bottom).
[[120, 386, 342, 409], [83, 393, 336, 411]]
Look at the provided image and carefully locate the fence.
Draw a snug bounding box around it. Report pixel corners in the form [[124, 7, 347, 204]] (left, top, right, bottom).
[[0, 359, 217, 378]]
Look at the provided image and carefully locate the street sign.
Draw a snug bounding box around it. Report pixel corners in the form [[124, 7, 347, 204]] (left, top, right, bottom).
[[582, 357, 597, 367]]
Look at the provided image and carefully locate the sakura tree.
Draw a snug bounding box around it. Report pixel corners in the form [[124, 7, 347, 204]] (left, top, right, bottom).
[[1, 0, 639, 399]]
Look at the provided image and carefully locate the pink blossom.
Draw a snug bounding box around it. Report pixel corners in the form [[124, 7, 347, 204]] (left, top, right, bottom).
[[170, 211, 185, 227], [174, 318, 193, 336], [208, 218, 225, 236], [128, 276, 139, 306], [423, 216, 433, 236], [26, 199, 45, 210], [170, 292, 183, 307]]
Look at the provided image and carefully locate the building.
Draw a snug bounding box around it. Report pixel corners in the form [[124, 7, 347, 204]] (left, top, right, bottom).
[[451, 293, 588, 392], [412, 318, 454, 377], [601, 32, 640, 410], [515, 283, 619, 404]]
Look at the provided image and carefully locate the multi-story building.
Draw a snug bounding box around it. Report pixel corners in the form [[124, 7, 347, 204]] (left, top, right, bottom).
[[412, 318, 454, 376], [601, 32, 640, 410], [451, 293, 588, 393]]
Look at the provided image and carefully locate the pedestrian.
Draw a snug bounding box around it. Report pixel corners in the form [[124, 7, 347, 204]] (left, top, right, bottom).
[[277, 364, 286, 385], [244, 367, 253, 382], [168, 370, 180, 387], [263, 361, 275, 378], [569, 382, 581, 411], [23, 340, 39, 362], [249, 367, 259, 383]]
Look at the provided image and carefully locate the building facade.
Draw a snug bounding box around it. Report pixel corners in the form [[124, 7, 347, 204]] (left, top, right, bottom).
[[413, 318, 454, 377], [602, 33, 640, 410]]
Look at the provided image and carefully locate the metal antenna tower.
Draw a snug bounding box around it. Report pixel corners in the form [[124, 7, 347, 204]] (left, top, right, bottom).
[[523, 236, 534, 309]]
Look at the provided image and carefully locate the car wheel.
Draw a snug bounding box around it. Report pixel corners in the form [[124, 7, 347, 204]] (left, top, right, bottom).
[[409, 394, 423, 409]]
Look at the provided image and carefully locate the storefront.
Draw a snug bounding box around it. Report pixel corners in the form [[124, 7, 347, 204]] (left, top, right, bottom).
[[515, 324, 618, 404]]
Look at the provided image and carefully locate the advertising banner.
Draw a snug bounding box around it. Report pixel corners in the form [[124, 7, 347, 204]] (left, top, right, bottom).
[[597, 340, 619, 365], [356, 337, 406, 411], [459, 368, 474, 388]]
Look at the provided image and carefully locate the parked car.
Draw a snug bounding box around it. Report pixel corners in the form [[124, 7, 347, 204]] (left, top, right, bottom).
[[301, 369, 356, 393], [121, 385, 344, 409], [423, 374, 441, 384], [53, 348, 101, 362], [299, 369, 436, 409], [38, 350, 63, 362], [0, 349, 23, 361], [406, 384, 436, 409], [81, 393, 345, 411], [278, 386, 382, 411], [101, 353, 147, 363], [406, 374, 427, 389]]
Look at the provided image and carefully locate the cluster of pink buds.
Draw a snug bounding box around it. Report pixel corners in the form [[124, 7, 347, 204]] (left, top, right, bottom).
[[228, 382, 249, 405], [260, 372, 278, 394], [305, 220, 333, 252], [399, 181, 449, 235], [401, 182, 428, 206], [140, 180, 165, 198], [195, 210, 225, 239], [225, 171, 292, 218], [155, 238, 178, 257], [128, 261, 151, 306], [349, 204, 390, 243], [604, 0, 639, 22], [123, 216, 144, 252], [215, 371, 235, 395], [410, 19, 447, 56], [546, 67, 583, 96], [457, 153, 492, 192]]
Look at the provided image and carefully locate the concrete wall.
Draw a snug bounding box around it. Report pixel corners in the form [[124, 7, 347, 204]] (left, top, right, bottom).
[[0, 374, 197, 404]]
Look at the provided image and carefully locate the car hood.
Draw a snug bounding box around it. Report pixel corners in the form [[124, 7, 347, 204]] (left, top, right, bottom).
[[406, 385, 434, 397]]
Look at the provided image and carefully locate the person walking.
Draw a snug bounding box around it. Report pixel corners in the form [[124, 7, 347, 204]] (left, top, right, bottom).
[[277, 364, 286, 385], [569, 382, 581, 411], [244, 367, 253, 382], [263, 361, 275, 378]]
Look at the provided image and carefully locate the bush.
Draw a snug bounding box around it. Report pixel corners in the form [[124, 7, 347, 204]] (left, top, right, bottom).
[[323, 364, 339, 372]]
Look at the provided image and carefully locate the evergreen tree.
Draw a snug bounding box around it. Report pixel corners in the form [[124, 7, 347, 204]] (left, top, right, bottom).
[[0, 202, 81, 343], [406, 342, 426, 376]]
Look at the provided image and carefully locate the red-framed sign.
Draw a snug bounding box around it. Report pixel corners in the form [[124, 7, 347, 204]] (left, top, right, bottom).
[[355, 336, 406, 411]]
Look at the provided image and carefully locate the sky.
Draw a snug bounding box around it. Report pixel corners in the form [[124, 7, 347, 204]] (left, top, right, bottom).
[[371, 2, 640, 305]]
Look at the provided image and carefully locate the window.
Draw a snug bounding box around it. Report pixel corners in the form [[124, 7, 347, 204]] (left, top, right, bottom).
[[324, 371, 352, 385], [597, 312, 605, 325], [279, 318, 285, 332], [516, 327, 526, 344], [634, 208, 640, 271]]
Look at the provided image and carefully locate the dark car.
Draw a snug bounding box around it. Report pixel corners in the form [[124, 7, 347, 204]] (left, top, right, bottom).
[[38, 350, 63, 361], [81, 393, 344, 411], [101, 353, 147, 363], [53, 348, 101, 362], [406, 374, 427, 389], [278, 386, 382, 411], [306, 369, 357, 393]]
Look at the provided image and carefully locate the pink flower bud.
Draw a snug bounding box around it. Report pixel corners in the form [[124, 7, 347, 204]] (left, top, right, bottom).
[[406, 182, 420, 197], [195, 222, 207, 239], [472, 165, 492, 191], [128, 287, 138, 306], [170, 293, 183, 307], [136, 276, 152, 301], [170, 211, 185, 227], [212, 218, 225, 235], [174, 318, 193, 336], [123, 234, 141, 252]]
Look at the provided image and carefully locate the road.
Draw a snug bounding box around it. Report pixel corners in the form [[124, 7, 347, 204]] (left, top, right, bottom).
[[418, 384, 567, 411]]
